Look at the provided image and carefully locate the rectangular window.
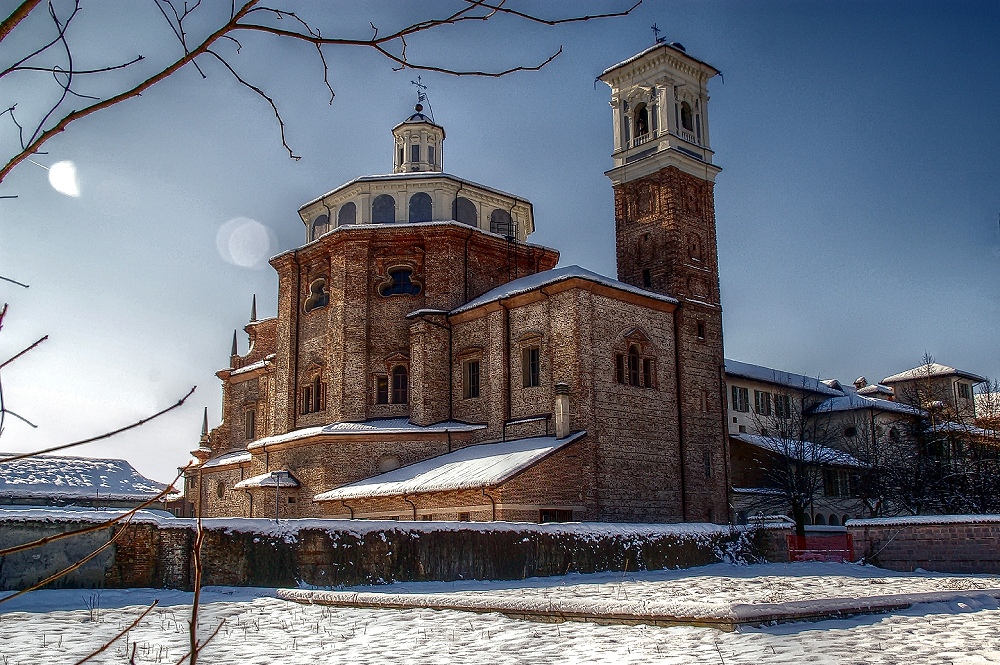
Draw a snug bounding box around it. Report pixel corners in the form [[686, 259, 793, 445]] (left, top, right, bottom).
[[700, 389, 709, 413], [244, 409, 256, 440], [421, 514, 433, 521], [428, 145, 436, 165], [731, 386, 750, 413], [539, 509, 573, 523], [696, 321, 706, 340], [703, 450, 712, 478], [775, 394, 792, 419], [376, 375, 389, 404], [958, 382, 972, 399], [615, 354, 626, 384], [642, 358, 654, 389], [397, 146, 404, 166], [411, 144, 420, 162], [522, 346, 540, 388], [464, 359, 480, 399], [754, 390, 772, 416], [458, 512, 471, 522]]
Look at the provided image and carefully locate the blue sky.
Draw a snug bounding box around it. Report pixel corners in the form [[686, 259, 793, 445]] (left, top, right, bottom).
[[1, 1, 997, 483]]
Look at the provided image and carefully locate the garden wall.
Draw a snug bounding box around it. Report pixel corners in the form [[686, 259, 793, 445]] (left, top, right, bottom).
[[0, 511, 757, 591], [848, 515, 1000, 574]]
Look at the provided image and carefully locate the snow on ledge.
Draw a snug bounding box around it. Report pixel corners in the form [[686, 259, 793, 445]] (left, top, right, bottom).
[[847, 514, 1000, 528]]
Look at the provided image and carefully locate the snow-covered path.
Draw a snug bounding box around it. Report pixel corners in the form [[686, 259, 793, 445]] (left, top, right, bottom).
[[2, 562, 1000, 664]]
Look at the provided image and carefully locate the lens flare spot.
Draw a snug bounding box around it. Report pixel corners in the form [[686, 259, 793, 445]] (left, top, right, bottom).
[[48, 160, 80, 197], [216, 217, 274, 269]]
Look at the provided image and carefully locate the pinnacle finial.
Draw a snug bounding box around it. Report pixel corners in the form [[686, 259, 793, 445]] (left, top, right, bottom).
[[231, 329, 238, 357], [201, 406, 209, 438], [250, 294, 257, 322]]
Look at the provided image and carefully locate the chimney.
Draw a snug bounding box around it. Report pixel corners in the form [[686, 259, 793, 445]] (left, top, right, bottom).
[[554, 382, 570, 439]]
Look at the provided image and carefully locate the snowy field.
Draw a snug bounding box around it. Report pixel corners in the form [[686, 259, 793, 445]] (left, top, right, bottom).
[[3, 562, 1000, 664]]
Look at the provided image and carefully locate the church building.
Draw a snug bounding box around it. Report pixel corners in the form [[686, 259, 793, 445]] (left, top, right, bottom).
[[185, 42, 731, 524]]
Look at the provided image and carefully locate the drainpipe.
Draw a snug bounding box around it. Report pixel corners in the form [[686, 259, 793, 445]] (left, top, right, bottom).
[[482, 488, 497, 521], [403, 495, 418, 520], [340, 500, 354, 519]]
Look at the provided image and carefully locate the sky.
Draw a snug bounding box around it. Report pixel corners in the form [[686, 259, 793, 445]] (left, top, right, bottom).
[[1, 1, 998, 484]]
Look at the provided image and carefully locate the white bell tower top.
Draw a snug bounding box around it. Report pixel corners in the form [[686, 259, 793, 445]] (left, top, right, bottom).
[[392, 104, 445, 173], [600, 42, 721, 183]]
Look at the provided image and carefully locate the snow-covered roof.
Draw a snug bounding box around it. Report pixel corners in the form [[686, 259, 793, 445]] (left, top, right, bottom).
[[882, 363, 987, 385], [730, 433, 864, 468], [451, 265, 678, 315], [810, 393, 921, 417], [857, 384, 893, 397], [600, 42, 720, 78], [0, 454, 169, 501], [229, 354, 274, 377], [247, 419, 486, 451], [930, 421, 998, 438], [233, 471, 300, 490], [202, 450, 253, 469], [724, 359, 844, 397], [315, 432, 586, 502]]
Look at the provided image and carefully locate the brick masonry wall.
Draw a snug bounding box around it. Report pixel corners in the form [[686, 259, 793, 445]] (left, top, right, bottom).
[[0, 518, 754, 591], [849, 520, 1000, 574]]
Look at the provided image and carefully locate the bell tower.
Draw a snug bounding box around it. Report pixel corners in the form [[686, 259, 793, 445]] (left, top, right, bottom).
[[601, 42, 729, 523]]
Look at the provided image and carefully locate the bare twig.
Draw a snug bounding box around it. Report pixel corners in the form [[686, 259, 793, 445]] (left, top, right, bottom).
[[175, 617, 225, 665], [0, 334, 48, 370], [0, 385, 196, 462], [72, 600, 160, 665], [188, 512, 205, 665]]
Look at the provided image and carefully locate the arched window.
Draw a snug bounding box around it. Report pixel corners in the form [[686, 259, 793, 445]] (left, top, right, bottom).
[[453, 196, 477, 226], [304, 278, 329, 312], [392, 366, 408, 404], [310, 214, 329, 241], [379, 268, 421, 296], [680, 102, 693, 131], [828, 514, 840, 526], [814, 513, 826, 525], [627, 345, 640, 387], [338, 202, 356, 226], [409, 192, 432, 223], [633, 102, 649, 138], [372, 194, 396, 224], [489, 208, 512, 236]]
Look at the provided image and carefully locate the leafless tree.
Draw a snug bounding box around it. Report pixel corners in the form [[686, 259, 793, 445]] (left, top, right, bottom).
[[740, 389, 854, 537], [1, 0, 640, 188]]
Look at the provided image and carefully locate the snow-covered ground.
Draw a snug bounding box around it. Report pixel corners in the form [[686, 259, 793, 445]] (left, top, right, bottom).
[[2, 562, 1000, 663]]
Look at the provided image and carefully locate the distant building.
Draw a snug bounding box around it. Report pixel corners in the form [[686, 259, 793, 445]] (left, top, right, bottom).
[[0, 454, 172, 510], [185, 42, 731, 524]]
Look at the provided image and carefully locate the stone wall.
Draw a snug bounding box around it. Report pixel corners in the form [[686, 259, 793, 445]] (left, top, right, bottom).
[[0, 516, 753, 592], [848, 517, 1000, 574]]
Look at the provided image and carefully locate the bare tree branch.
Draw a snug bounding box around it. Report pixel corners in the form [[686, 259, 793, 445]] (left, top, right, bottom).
[[0, 385, 196, 462], [0, 334, 48, 370], [0, 0, 45, 42], [0, 1, 640, 186], [72, 600, 160, 665]]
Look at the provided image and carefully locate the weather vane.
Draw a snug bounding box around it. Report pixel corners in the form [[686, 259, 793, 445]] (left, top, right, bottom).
[[651, 23, 665, 44], [410, 75, 434, 122]]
